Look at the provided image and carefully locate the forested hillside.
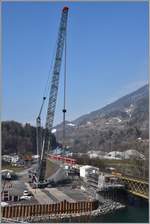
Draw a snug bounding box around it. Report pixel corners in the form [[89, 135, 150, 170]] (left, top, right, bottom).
[[2, 121, 57, 155]]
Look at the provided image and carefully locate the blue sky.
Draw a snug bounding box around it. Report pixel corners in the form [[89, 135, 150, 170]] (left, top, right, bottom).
[[2, 2, 148, 126]]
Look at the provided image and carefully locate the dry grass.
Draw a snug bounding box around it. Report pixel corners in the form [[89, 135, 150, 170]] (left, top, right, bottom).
[[45, 159, 59, 178], [2, 164, 25, 172]]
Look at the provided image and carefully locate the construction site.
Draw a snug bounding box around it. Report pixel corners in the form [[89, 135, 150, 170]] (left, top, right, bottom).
[[1, 5, 149, 223]]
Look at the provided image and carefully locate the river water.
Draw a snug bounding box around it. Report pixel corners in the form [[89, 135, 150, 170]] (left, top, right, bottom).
[[32, 205, 149, 223], [31, 192, 149, 223], [58, 205, 149, 223], [56, 193, 149, 223]]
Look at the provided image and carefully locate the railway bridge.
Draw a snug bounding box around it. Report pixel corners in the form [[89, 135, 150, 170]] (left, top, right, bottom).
[[114, 175, 149, 200]]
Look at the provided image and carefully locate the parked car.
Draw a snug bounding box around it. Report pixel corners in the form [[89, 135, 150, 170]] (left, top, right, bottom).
[[23, 190, 29, 196], [20, 195, 32, 200], [1, 202, 9, 207]]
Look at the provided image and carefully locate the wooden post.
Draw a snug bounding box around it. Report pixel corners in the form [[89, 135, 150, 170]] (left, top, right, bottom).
[[19, 205, 21, 218], [88, 201, 90, 211], [4, 206, 8, 218], [12, 206, 15, 218], [37, 204, 40, 216], [21, 205, 25, 217], [74, 202, 77, 213], [1, 207, 3, 218], [29, 205, 32, 217], [26, 205, 29, 217], [44, 204, 46, 215], [50, 203, 53, 214], [85, 201, 88, 212], [48, 204, 51, 214], [57, 203, 60, 214], [73, 203, 75, 213], [82, 201, 84, 213], [79, 202, 82, 214], [60, 201, 63, 213], [52, 203, 55, 214], [69, 202, 71, 213], [57, 202, 60, 214], [40, 204, 42, 216], [7, 206, 9, 218], [55, 203, 58, 214], [14, 205, 19, 218], [90, 201, 92, 212], [34, 204, 37, 216], [68, 201, 70, 213], [18, 205, 21, 217], [70, 202, 73, 213], [83, 202, 85, 212], [2, 207, 4, 218], [64, 200, 67, 213], [41, 204, 44, 216], [24, 205, 27, 217], [54, 203, 56, 214], [45, 204, 48, 215], [28, 205, 31, 217], [32, 205, 36, 216], [77, 202, 79, 213]]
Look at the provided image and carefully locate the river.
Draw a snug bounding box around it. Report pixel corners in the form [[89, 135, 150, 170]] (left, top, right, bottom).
[[35, 203, 148, 223], [54, 193, 149, 223], [31, 192, 149, 223], [58, 205, 149, 223]]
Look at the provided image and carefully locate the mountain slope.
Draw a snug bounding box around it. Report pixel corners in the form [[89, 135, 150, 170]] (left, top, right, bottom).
[[55, 84, 149, 154], [73, 84, 148, 125]]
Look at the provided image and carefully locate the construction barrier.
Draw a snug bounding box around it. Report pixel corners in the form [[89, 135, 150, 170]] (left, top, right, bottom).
[[2, 200, 99, 219]]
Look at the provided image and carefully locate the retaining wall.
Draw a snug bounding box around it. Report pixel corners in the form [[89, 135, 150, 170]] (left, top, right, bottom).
[[2, 200, 99, 219]]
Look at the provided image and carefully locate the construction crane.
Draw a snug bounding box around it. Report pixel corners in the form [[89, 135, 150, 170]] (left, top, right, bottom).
[[34, 6, 69, 187]]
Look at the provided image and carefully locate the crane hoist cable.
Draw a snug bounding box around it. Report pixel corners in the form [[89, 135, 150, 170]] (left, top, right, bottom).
[[43, 34, 58, 100]]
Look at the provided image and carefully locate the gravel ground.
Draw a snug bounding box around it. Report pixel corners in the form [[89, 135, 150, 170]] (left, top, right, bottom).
[[58, 186, 89, 201], [2, 161, 89, 205]]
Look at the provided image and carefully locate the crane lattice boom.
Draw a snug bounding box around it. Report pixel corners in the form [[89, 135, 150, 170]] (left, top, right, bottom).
[[46, 7, 69, 131], [37, 7, 69, 184]]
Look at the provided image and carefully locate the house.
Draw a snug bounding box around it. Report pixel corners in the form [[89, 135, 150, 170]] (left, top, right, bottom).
[[80, 165, 99, 178], [2, 155, 12, 163], [104, 150, 145, 160], [11, 155, 19, 164]]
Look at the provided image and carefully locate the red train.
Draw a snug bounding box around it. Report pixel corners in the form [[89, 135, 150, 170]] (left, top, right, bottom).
[[48, 154, 77, 165]]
